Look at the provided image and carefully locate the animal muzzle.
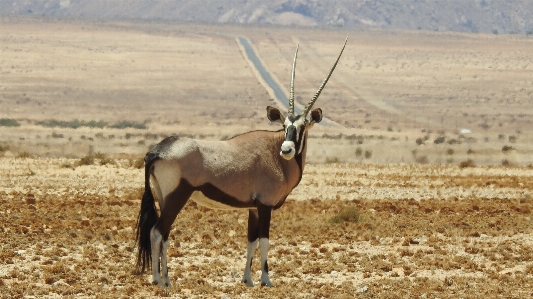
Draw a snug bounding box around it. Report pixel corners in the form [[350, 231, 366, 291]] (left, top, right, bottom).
[[280, 141, 295, 160]]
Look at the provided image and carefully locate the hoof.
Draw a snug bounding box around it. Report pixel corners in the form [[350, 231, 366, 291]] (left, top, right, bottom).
[[261, 281, 273, 287], [242, 279, 254, 288], [152, 280, 167, 288]]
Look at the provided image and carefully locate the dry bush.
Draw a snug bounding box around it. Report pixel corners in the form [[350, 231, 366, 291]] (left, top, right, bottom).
[[329, 207, 360, 223], [76, 155, 94, 166], [459, 159, 475, 168], [131, 157, 145, 169]]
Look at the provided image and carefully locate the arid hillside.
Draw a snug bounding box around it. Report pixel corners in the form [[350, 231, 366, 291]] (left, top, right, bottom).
[[2, 0, 533, 34]]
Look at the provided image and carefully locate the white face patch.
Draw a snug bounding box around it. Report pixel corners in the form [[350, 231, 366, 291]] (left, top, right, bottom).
[[280, 117, 306, 159]]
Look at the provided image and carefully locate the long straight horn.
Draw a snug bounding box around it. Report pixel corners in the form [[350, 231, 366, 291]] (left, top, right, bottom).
[[288, 44, 299, 115], [302, 36, 348, 117]]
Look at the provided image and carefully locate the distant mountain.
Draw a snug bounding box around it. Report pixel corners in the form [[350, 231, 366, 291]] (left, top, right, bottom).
[[2, 0, 533, 34]]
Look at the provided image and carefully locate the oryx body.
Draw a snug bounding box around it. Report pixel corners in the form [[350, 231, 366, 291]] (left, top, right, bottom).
[[135, 38, 347, 288]]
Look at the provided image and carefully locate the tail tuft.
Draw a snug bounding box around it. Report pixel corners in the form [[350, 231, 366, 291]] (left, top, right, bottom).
[[134, 154, 159, 274]]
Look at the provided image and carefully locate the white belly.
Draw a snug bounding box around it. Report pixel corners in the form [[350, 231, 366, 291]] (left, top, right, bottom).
[[190, 191, 252, 210]]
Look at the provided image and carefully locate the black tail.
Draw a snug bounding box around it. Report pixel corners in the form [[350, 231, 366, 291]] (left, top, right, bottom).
[[135, 152, 159, 274]]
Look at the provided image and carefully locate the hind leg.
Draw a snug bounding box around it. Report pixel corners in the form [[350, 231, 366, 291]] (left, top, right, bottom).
[[150, 227, 164, 286], [151, 178, 194, 287], [243, 209, 259, 287]]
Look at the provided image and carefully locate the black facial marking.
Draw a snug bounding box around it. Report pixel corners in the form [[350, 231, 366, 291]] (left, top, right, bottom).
[[285, 125, 297, 142]]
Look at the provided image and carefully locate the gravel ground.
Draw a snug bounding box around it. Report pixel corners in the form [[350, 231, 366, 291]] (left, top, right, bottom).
[[1, 158, 533, 298]]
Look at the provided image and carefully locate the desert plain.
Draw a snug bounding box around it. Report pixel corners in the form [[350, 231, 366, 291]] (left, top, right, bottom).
[[1, 17, 533, 298]]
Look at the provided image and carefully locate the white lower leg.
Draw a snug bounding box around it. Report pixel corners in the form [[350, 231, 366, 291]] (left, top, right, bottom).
[[150, 227, 164, 286], [259, 238, 273, 287], [242, 239, 258, 287], [161, 239, 172, 287]]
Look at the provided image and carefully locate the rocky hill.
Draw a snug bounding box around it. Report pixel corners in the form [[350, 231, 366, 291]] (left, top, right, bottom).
[[2, 0, 533, 34]]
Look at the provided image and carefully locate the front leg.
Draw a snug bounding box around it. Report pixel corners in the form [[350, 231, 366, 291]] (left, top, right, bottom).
[[242, 204, 274, 287], [259, 238, 272, 287], [257, 204, 273, 287]]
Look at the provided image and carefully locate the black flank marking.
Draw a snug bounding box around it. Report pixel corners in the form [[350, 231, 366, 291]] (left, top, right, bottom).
[[196, 183, 255, 209]]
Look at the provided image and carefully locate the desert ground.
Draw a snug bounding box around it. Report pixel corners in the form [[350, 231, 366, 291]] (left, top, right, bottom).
[[1, 17, 533, 298], [1, 158, 533, 298]]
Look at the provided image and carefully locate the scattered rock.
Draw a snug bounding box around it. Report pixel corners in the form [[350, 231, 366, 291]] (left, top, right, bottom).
[[25, 194, 36, 205], [356, 285, 369, 293]]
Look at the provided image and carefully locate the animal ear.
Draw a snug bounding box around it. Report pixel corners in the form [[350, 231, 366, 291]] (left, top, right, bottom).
[[310, 108, 322, 125], [266, 106, 285, 124]]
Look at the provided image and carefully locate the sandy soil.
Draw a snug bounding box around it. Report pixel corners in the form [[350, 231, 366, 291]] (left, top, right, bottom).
[[1, 17, 533, 165], [1, 157, 532, 298]]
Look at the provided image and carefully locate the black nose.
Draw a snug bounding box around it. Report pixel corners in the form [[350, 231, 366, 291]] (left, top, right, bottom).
[[282, 148, 292, 154]]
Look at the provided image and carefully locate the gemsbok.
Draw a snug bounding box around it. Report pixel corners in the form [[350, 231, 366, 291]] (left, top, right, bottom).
[[135, 37, 347, 288]]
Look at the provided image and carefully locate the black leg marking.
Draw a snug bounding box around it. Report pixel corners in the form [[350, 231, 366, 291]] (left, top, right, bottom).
[[247, 209, 259, 242], [154, 178, 194, 240]]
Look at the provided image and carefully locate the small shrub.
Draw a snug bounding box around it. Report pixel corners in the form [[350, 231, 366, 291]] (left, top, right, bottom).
[[132, 157, 145, 169], [51, 132, 64, 139], [355, 147, 363, 157], [76, 155, 94, 166], [93, 152, 106, 159], [434, 136, 446, 144], [36, 119, 107, 129], [100, 157, 116, 166], [446, 148, 454, 156], [325, 157, 340, 164], [110, 120, 146, 130], [501, 159, 512, 166], [364, 150, 372, 159], [416, 138, 424, 145], [502, 145, 514, 152], [0, 118, 21, 127], [508, 135, 517, 143], [329, 207, 360, 223], [459, 159, 475, 168], [17, 151, 32, 159], [416, 156, 429, 164], [0, 144, 10, 152]]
